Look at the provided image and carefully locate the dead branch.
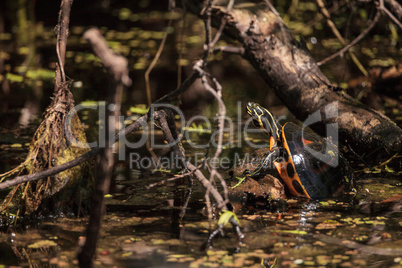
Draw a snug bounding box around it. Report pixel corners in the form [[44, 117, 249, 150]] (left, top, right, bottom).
[[0, 52, 202, 191], [143, 9, 176, 168], [318, 10, 381, 66], [193, 65, 229, 203], [194, 0, 233, 224], [381, 0, 402, 29], [0, 0, 96, 215], [55, 0, 73, 86], [0, 149, 99, 191], [180, 0, 402, 163], [146, 171, 193, 189], [0, 116, 148, 191], [385, 0, 402, 21], [186, 162, 228, 210], [151, 107, 229, 211], [150, 105, 242, 245], [84, 29, 131, 88], [145, 10, 174, 106], [315, 0, 368, 76], [0, 60, 200, 191], [78, 28, 129, 267]]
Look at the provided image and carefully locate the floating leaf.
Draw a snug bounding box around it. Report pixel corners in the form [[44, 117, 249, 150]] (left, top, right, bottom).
[[276, 229, 307, 235], [79, 100, 99, 108], [122, 252, 133, 257], [119, 8, 132, 20], [11, 144, 22, 148], [28, 240, 58, 249], [129, 105, 148, 114]]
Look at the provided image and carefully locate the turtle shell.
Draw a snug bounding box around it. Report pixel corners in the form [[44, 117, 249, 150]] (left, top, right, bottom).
[[280, 122, 350, 199]]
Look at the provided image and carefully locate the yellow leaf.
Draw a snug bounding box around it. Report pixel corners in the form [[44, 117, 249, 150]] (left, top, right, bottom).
[[218, 210, 239, 227]]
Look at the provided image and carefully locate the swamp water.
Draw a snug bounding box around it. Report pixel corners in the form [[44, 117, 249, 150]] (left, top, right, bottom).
[[0, 120, 401, 268], [1, 2, 401, 266]]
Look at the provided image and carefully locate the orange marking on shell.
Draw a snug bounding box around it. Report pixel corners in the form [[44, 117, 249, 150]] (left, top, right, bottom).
[[302, 138, 314, 145], [274, 160, 310, 198]]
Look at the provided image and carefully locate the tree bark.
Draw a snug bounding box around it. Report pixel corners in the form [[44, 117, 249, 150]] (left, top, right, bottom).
[[181, 1, 402, 163]]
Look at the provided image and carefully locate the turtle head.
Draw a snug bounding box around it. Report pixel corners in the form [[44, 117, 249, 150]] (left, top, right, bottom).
[[246, 102, 281, 140]]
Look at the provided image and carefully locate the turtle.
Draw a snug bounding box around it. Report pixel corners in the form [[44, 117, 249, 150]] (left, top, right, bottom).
[[243, 102, 352, 199]]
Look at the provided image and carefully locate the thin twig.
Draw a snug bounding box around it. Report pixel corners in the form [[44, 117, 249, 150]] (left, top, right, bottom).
[[146, 172, 192, 189], [263, 0, 281, 18], [318, 10, 381, 66], [304, 1, 348, 29], [153, 69, 200, 104], [186, 162, 227, 210], [315, 0, 368, 76], [202, 0, 213, 63], [210, 0, 234, 47], [150, 108, 228, 211], [145, 10, 175, 106], [196, 0, 235, 222], [0, 57, 202, 191], [384, 0, 402, 20], [381, 0, 402, 29], [144, 10, 175, 168], [0, 71, 196, 190], [193, 65, 229, 203], [177, 6, 187, 88], [0, 148, 99, 190]]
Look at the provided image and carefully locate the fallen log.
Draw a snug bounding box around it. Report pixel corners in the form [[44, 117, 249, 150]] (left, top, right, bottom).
[[181, 1, 402, 163]]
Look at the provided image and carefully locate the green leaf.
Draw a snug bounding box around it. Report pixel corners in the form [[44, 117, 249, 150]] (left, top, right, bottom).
[[232, 176, 246, 189], [218, 210, 239, 227]]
